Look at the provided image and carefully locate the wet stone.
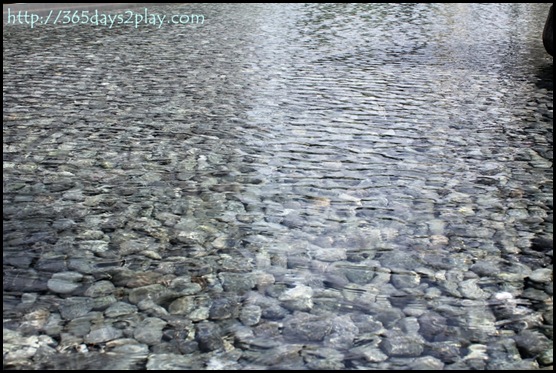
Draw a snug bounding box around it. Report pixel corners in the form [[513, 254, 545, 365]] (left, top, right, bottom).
[[146, 353, 201, 370], [470, 261, 502, 277], [92, 295, 118, 311], [109, 341, 150, 356], [391, 271, 421, 289], [3, 269, 49, 292], [66, 312, 103, 337], [341, 264, 377, 285], [243, 344, 304, 368], [195, 322, 224, 352], [240, 304, 262, 326], [127, 284, 168, 305], [418, 312, 450, 342], [209, 296, 240, 320], [309, 246, 347, 262], [218, 272, 257, 294], [283, 313, 331, 342], [302, 347, 345, 370], [409, 356, 445, 370], [51, 218, 76, 231], [514, 329, 552, 359], [538, 348, 553, 366], [104, 301, 138, 318], [324, 315, 359, 349], [169, 296, 196, 315], [35, 254, 68, 272], [370, 306, 405, 329], [78, 240, 109, 254], [380, 335, 424, 357], [85, 325, 123, 344], [134, 317, 167, 346], [47, 271, 83, 294], [459, 278, 490, 300], [42, 313, 64, 336], [84, 280, 116, 297], [278, 284, 314, 312], [528, 268, 552, 283]]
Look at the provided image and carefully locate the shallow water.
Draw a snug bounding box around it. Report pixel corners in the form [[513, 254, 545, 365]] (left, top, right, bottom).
[[3, 3, 553, 370]]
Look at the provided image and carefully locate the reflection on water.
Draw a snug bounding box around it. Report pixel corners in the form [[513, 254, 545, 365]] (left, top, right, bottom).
[[3, 3, 553, 370]]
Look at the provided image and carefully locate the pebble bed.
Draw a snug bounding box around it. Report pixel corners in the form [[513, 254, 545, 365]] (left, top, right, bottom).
[[3, 3, 553, 370]]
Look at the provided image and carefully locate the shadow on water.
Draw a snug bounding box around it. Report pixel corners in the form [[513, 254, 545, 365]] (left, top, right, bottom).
[[534, 62, 554, 91]]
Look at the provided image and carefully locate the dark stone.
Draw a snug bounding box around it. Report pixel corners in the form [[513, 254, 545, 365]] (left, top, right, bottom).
[[282, 313, 331, 342], [209, 296, 240, 320], [3, 269, 49, 292], [530, 237, 553, 252], [428, 341, 462, 363], [195, 322, 224, 352], [514, 329, 552, 358]]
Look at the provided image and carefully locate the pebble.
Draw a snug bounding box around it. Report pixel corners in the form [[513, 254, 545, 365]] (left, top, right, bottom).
[[380, 335, 425, 357], [104, 301, 139, 318], [195, 322, 224, 352], [134, 318, 167, 346], [528, 268, 553, 283], [85, 325, 123, 344], [47, 272, 83, 294], [278, 284, 314, 311]]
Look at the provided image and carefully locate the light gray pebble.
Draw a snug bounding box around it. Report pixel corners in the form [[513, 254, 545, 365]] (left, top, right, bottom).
[[278, 284, 314, 312], [85, 325, 123, 344], [324, 315, 359, 349], [47, 272, 83, 294], [349, 341, 388, 363], [78, 240, 109, 254], [134, 317, 167, 345], [84, 280, 116, 297], [147, 353, 202, 370], [302, 347, 345, 370], [283, 312, 331, 342], [218, 272, 257, 293], [127, 284, 167, 305], [391, 271, 421, 289], [136, 299, 169, 317], [209, 296, 240, 320], [380, 335, 424, 357], [104, 301, 138, 318], [459, 278, 490, 300], [92, 295, 118, 311], [58, 297, 94, 319], [240, 304, 262, 326], [169, 296, 196, 315], [528, 268, 552, 283], [409, 356, 444, 370]]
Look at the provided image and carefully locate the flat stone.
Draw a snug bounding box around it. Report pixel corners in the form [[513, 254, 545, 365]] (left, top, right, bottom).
[[134, 317, 167, 345], [195, 322, 224, 352], [240, 304, 262, 326], [283, 313, 331, 342], [528, 268, 552, 283], [104, 301, 138, 318], [380, 335, 424, 357], [84, 280, 116, 297], [47, 272, 83, 294], [85, 325, 123, 344], [278, 284, 314, 312]]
